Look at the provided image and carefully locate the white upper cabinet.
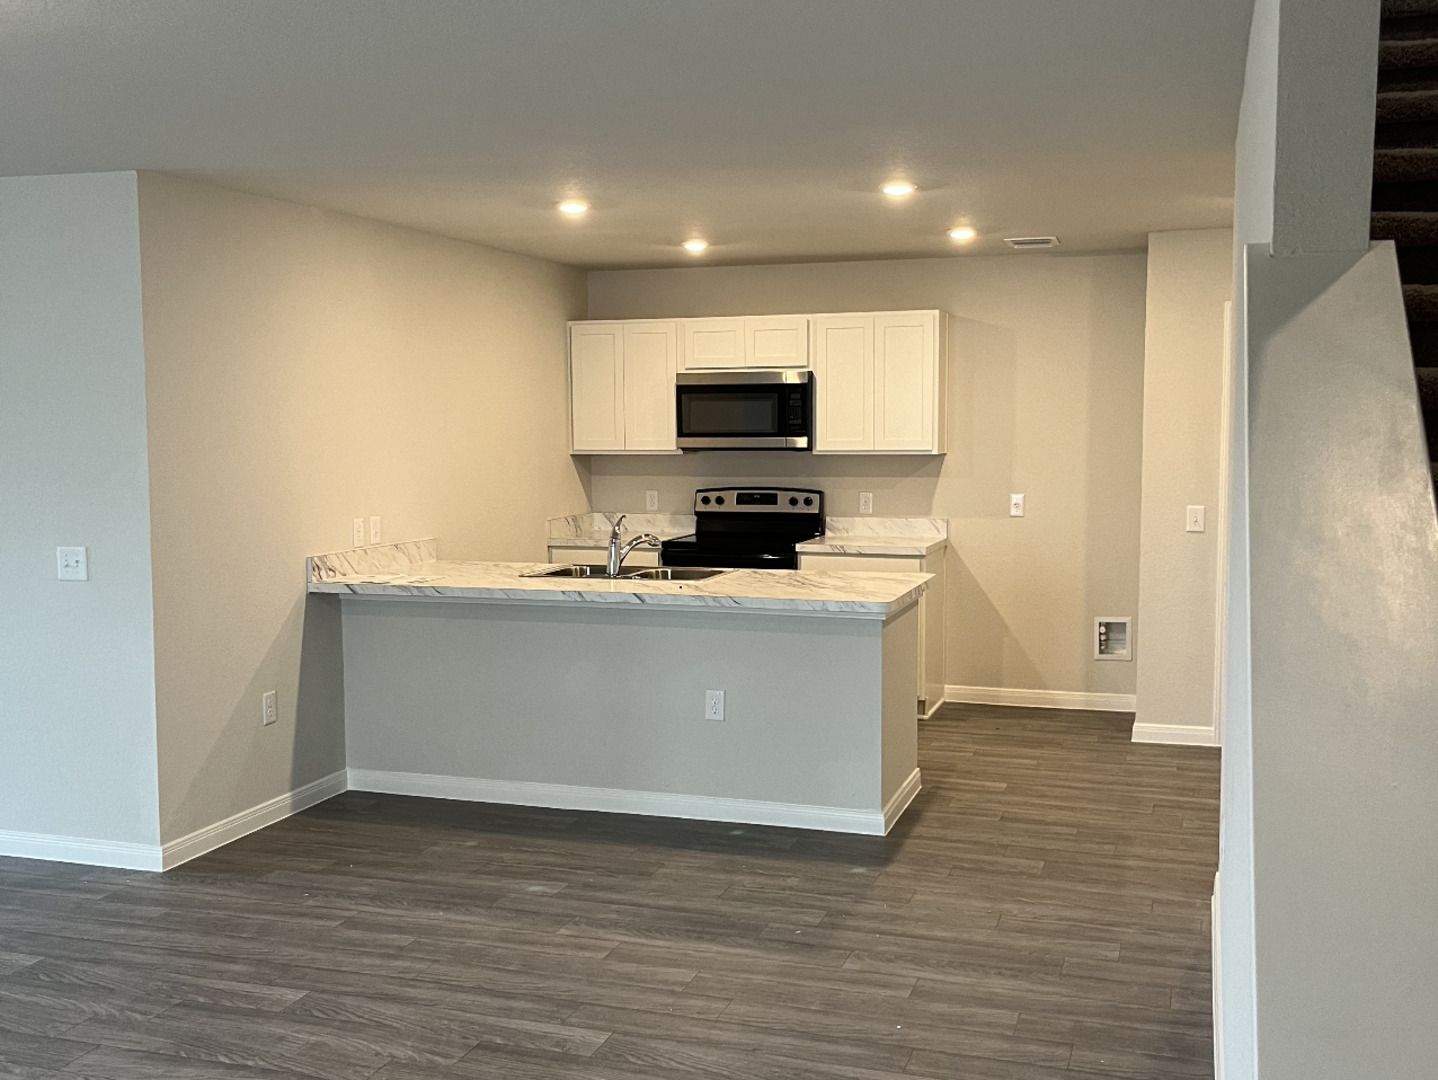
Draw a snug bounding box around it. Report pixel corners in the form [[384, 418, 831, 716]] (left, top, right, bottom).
[[680, 315, 811, 370], [874, 312, 939, 452], [813, 310, 947, 455], [622, 322, 678, 451], [569, 323, 625, 453], [571, 309, 946, 455], [813, 316, 874, 452], [681, 318, 746, 369], [569, 320, 679, 454], [745, 316, 810, 368]]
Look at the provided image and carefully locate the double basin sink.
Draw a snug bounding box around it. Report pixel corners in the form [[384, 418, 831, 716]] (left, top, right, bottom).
[[523, 565, 729, 582]]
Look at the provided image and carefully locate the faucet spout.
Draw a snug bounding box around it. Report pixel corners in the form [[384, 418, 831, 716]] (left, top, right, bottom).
[[606, 515, 662, 576]]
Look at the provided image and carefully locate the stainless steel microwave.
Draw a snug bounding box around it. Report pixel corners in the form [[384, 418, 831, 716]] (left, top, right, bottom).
[[675, 370, 813, 450]]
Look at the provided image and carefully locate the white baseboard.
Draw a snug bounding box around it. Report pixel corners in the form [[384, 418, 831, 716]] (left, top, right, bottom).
[[161, 769, 348, 870], [919, 697, 944, 721], [882, 768, 922, 832], [946, 685, 1137, 713], [1131, 723, 1220, 747], [348, 768, 896, 836], [0, 831, 163, 872]]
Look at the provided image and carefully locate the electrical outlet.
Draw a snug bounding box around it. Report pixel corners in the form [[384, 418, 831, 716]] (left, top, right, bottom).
[[56, 546, 88, 581], [645, 490, 660, 512], [261, 690, 277, 726], [858, 492, 873, 515], [1186, 505, 1206, 533], [1010, 494, 1025, 517], [704, 689, 725, 722], [352, 518, 366, 547], [369, 516, 382, 545]]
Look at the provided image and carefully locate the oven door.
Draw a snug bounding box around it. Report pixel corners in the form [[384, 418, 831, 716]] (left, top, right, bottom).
[[675, 370, 812, 450]]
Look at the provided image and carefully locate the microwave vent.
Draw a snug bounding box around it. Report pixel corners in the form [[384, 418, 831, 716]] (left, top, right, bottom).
[[1004, 236, 1060, 250]]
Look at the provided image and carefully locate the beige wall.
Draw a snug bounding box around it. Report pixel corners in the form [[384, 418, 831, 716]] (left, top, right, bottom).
[[0, 172, 161, 852], [586, 253, 1147, 697], [1135, 229, 1233, 737], [137, 172, 588, 843]]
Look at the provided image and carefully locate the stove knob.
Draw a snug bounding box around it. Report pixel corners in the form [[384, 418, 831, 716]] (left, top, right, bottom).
[[715, 496, 725, 506], [803, 496, 814, 507], [700, 495, 711, 505], [789, 496, 799, 506]]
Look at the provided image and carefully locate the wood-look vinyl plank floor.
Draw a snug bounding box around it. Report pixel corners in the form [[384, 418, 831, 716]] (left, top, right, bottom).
[[0, 705, 1219, 1079]]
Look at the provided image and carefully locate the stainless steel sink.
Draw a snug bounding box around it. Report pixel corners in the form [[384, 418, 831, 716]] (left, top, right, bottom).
[[520, 564, 617, 578], [621, 567, 730, 581]]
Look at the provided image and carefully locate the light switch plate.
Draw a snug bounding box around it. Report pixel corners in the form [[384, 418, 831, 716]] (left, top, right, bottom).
[[1186, 505, 1206, 533], [645, 490, 660, 512], [858, 492, 873, 515], [1010, 494, 1025, 517], [56, 546, 88, 581]]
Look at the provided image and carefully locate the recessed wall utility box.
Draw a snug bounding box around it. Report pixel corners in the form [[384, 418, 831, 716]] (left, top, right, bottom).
[[1094, 617, 1132, 661]]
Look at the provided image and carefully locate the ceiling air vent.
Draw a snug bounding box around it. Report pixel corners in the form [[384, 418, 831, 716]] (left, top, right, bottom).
[[1004, 236, 1060, 250]]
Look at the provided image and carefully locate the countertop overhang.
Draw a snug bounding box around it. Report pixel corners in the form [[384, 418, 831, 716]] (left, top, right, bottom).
[[309, 559, 930, 619]]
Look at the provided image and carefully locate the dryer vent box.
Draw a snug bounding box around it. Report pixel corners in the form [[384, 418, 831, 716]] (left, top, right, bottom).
[[1094, 617, 1132, 661]]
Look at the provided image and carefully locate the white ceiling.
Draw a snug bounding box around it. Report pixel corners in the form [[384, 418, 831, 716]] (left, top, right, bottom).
[[0, 1, 1254, 269]]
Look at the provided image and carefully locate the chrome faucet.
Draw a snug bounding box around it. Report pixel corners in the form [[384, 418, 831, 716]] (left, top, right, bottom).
[[606, 514, 661, 577]]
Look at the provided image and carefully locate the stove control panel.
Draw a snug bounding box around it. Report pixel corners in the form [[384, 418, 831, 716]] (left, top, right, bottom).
[[693, 487, 823, 514]]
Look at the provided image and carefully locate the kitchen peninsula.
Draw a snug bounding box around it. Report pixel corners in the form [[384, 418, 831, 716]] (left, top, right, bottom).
[[308, 540, 929, 834]]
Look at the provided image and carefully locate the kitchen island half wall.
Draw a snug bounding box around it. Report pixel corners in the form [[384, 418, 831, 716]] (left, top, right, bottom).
[[309, 543, 928, 835]]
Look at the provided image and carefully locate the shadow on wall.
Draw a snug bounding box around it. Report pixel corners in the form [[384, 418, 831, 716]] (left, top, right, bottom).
[[159, 592, 346, 844]]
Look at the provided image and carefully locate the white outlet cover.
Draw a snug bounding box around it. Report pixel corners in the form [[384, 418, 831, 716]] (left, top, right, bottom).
[[370, 516, 382, 544], [704, 689, 725, 722], [353, 518, 366, 547], [858, 492, 873, 515], [261, 690, 278, 726], [645, 490, 660, 512], [56, 546, 88, 581], [1010, 494, 1025, 517]]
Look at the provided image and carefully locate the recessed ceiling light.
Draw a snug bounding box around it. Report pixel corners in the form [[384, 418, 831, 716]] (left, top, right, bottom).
[[882, 182, 916, 197], [948, 226, 977, 242], [683, 239, 709, 253], [557, 200, 588, 215]]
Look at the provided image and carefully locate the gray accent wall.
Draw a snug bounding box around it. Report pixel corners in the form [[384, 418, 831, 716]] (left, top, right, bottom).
[[0, 173, 161, 848]]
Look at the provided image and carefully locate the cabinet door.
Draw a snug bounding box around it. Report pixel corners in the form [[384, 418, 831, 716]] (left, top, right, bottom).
[[623, 322, 678, 450], [745, 316, 809, 368], [681, 318, 746, 369], [813, 316, 873, 452], [873, 312, 937, 451], [570, 324, 625, 452]]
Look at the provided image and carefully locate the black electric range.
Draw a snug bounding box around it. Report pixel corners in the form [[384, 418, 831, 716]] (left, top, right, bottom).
[[660, 487, 824, 571]]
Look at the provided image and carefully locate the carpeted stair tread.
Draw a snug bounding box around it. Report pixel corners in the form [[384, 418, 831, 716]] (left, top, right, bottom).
[[1385, 0, 1438, 17], [1417, 368, 1438, 413], [1373, 211, 1438, 245], [1404, 283, 1438, 322], [1411, 323, 1438, 366], [1382, 12, 1438, 39], [1377, 88, 1438, 123], [1380, 38, 1438, 70], [1375, 147, 1438, 182]]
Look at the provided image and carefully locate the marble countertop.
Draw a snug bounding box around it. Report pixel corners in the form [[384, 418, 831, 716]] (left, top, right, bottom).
[[309, 557, 929, 619]]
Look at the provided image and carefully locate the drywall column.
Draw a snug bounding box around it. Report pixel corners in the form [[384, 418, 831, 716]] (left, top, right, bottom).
[[0, 173, 162, 865], [1133, 229, 1232, 744], [1218, 2, 1438, 1078]]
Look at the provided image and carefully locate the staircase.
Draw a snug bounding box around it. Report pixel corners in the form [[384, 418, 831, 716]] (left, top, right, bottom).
[[1372, 0, 1438, 479]]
